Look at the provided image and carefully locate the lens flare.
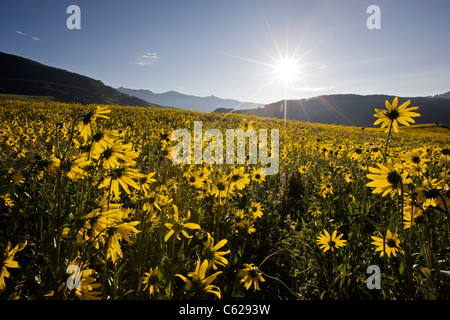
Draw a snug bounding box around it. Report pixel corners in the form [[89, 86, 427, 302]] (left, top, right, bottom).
[[273, 57, 301, 83]]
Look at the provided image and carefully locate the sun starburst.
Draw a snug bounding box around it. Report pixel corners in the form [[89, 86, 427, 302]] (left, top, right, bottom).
[[272, 56, 301, 84]]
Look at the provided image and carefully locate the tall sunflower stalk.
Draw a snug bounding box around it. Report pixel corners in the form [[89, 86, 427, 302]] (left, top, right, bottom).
[[369, 97, 420, 298]]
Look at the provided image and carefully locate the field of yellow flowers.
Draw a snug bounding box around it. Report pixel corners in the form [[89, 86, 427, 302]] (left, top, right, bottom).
[[0, 97, 449, 300]]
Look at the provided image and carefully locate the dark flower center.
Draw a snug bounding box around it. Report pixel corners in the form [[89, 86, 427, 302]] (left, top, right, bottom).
[[423, 188, 440, 199], [231, 174, 240, 182], [217, 182, 226, 191], [139, 176, 148, 185], [386, 109, 400, 120], [82, 111, 94, 125], [248, 267, 259, 278], [111, 167, 125, 179], [37, 159, 51, 170], [80, 144, 92, 153], [102, 148, 113, 160], [387, 171, 402, 187], [92, 132, 104, 142], [387, 238, 397, 248], [148, 195, 156, 204], [412, 156, 420, 164], [161, 133, 168, 139], [148, 274, 159, 286], [203, 247, 215, 260]]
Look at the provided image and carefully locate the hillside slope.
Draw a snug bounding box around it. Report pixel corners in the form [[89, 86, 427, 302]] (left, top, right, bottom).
[[0, 52, 159, 107], [216, 94, 450, 127]]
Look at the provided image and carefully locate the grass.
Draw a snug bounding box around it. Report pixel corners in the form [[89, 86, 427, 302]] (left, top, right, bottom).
[[0, 93, 54, 102]]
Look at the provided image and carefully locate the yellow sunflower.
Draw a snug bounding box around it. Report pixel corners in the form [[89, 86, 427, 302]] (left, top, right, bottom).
[[164, 205, 201, 242], [202, 232, 230, 270], [176, 259, 222, 299], [228, 167, 250, 190], [251, 167, 266, 183], [78, 105, 111, 142], [371, 230, 403, 257], [0, 241, 27, 291], [238, 263, 265, 291], [142, 267, 163, 296], [401, 148, 429, 177], [98, 165, 143, 198], [249, 202, 263, 219], [316, 230, 346, 253], [366, 159, 411, 197], [373, 97, 420, 133], [210, 175, 234, 199]]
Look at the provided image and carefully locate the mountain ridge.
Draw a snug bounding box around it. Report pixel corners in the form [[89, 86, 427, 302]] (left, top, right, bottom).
[[117, 87, 265, 112], [214, 93, 450, 127], [433, 91, 450, 99], [0, 51, 160, 108]]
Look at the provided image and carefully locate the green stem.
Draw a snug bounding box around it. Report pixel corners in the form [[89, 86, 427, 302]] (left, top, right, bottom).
[[444, 155, 448, 186], [107, 174, 113, 211], [382, 229, 390, 299], [260, 271, 299, 299], [400, 181, 414, 299], [437, 194, 450, 245], [383, 123, 393, 162]]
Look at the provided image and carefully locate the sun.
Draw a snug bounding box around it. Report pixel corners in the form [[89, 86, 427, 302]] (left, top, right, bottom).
[[272, 57, 301, 84]]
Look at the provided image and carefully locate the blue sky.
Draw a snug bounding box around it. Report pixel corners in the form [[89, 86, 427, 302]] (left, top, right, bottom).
[[1, 0, 450, 104]]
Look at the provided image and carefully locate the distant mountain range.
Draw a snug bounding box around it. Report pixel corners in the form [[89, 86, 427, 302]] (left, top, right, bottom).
[[117, 87, 264, 112], [433, 91, 450, 99], [214, 94, 450, 127], [0, 51, 159, 107]]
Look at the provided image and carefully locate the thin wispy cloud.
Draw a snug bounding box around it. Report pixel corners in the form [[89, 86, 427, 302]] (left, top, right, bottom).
[[16, 30, 41, 41], [134, 61, 150, 66], [133, 52, 159, 66], [140, 53, 158, 59], [318, 65, 327, 70]]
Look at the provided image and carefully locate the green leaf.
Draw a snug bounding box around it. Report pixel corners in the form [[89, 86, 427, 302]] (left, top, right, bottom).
[[358, 211, 383, 230]]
